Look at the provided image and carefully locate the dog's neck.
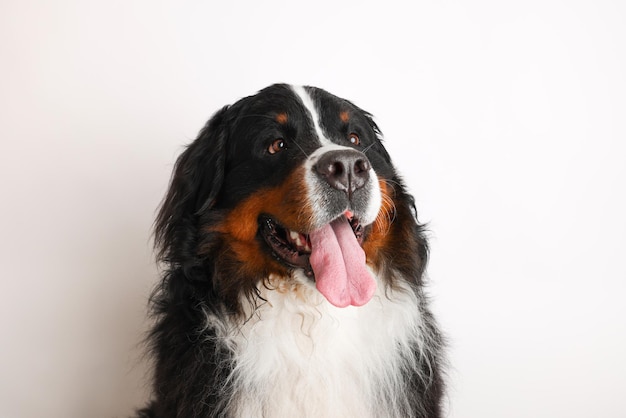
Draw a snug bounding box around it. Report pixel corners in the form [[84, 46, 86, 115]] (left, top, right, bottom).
[[206, 272, 432, 418]]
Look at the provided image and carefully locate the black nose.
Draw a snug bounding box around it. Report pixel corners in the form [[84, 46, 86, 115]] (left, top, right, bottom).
[[314, 149, 371, 198]]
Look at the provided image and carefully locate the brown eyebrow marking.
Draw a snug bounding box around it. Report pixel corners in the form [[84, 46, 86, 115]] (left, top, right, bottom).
[[275, 112, 288, 124], [339, 111, 350, 123]]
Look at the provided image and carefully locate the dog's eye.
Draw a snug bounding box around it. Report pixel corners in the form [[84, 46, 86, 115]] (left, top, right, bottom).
[[268, 138, 286, 155], [348, 133, 360, 146]]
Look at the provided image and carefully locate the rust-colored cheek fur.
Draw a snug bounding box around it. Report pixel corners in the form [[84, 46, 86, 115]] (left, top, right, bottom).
[[362, 180, 394, 268], [364, 179, 427, 289], [209, 166, 314, 279]]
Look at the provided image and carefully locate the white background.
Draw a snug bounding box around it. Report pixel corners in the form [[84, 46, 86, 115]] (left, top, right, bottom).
[[1, 1, 625, 417]]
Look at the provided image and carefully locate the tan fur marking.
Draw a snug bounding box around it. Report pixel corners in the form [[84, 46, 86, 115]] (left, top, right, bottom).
[[210, 166, 313, 276], [363, 180, 394, 265], [276, 112, 288, 124]]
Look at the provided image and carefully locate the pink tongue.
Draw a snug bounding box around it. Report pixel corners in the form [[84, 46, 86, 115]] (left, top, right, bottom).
[[309, 217, 377, 307]]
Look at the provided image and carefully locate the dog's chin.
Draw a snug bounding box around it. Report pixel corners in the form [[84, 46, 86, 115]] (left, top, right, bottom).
[[258, 214, 366, 276]]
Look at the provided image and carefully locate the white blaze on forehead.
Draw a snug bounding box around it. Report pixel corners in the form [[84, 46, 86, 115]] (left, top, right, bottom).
[[291, 85, 382, 229], [290, 85, 333, 146]]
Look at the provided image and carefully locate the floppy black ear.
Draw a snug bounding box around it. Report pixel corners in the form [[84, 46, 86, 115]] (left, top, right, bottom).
[[155, 106, 230, 265]]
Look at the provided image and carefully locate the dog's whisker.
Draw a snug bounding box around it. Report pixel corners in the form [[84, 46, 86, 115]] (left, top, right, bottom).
[[362, 142, 376, 154], [382, 178, 402, 192], [290, 137, 309, 158], [237, 114, 278, 120]]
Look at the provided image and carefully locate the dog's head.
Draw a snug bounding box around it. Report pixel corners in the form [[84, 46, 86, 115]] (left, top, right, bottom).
[[155, 84, 427, 314]]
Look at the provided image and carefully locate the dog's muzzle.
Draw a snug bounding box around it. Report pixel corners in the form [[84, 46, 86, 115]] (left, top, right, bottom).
[[313, 149, 370, 200]]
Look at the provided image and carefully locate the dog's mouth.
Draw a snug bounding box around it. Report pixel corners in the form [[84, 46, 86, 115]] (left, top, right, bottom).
[[259, 213, 376, 307], [259, 214, 365, 273]]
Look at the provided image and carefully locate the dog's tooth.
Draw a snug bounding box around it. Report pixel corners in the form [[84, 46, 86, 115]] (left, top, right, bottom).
[[289, 230, 300, 241], [295, 235, 303, 248]]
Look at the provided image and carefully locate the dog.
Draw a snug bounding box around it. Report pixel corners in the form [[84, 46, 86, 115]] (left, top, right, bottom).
[[138, 84, 445, 417]]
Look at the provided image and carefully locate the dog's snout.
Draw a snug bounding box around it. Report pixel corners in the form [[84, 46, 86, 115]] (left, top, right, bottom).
[[314, 149, 371, 197]]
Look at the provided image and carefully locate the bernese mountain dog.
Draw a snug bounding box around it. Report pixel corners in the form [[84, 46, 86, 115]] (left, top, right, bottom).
[[138, 84, 445, 417]]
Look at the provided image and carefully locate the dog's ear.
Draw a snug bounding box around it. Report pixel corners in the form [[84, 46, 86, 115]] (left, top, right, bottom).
[[155, 106, 230, 265]]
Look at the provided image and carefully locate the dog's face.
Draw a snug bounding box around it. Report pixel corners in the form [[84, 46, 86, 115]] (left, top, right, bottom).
[[157, 84, 426, 312], [221, 85, 388, 223]]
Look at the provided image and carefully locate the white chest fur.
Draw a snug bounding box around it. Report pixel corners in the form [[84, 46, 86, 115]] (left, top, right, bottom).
[[217, 275, 429, 418]]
